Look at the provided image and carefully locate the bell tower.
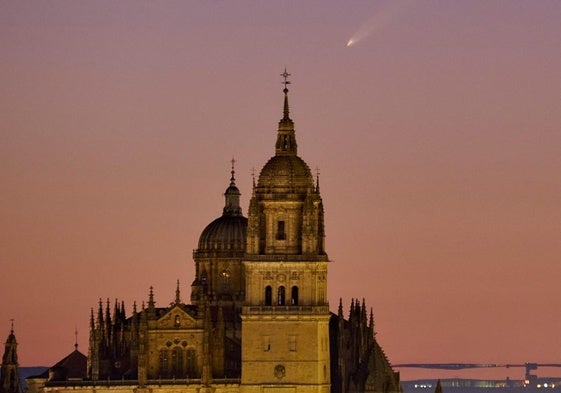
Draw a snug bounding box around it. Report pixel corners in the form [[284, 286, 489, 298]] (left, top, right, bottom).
[[0, 322, 20, 393], [241, 70, 330, 393]]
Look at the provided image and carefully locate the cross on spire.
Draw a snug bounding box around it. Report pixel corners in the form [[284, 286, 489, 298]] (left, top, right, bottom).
[[10, 318, 14, 333], [230, 157, 236, 185], [281, 67, 291, 92]]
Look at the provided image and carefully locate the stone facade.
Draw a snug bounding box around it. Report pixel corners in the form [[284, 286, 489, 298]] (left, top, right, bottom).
[[25, 80, 401, 393]]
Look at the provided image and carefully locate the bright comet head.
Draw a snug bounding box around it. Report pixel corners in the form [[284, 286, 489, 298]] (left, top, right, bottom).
[[347, 39, 354, 47]]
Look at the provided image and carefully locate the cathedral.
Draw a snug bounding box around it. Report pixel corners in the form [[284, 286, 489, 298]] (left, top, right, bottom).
[[3, 74, 401, 393]]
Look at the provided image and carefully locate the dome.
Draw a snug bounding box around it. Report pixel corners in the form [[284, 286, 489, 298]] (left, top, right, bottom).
[[196, 162, 247, 253], [257, 155, 314, 192], [197, 215, 247, 252]]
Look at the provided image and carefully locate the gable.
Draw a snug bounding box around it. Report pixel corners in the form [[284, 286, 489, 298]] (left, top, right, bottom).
[[156, 305, 198, 329]]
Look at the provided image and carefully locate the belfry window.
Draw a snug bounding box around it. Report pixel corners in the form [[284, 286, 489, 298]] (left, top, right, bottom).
[[265, 285, 272, 306], [291, 286, 299, 305], [276, 220, 286, 240], [278, 286, 286, 306]]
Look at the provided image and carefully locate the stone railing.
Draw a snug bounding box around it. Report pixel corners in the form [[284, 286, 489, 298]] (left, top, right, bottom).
[[243, 305, 329, 314]]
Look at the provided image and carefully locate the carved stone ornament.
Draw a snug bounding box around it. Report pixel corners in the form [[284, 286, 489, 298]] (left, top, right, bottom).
[[274, 364, 286, 379]]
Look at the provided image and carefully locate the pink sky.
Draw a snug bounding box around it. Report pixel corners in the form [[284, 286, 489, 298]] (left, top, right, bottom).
[[1, 1, 561, 381]]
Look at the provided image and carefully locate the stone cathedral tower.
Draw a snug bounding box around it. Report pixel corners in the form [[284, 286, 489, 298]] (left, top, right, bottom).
[[0, 324, 20, 393], [241, 73, 330, 393], [30, 72, 401, 393]]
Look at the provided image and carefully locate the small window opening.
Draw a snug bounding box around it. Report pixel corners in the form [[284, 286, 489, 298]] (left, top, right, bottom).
[[265, 286, 272, 306], [291, 286, 299, 305], [278, 286, 286, 306], [276, 220, 286, 240]]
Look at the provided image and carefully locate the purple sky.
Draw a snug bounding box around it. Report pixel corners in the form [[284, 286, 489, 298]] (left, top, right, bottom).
[[1, 1, 561, 381]]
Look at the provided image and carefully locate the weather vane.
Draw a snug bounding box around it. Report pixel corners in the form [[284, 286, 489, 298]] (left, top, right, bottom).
[[281, 68, 291, 91]]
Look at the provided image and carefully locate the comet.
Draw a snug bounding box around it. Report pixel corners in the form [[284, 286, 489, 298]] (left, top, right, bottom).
[[346, 0, 413, 47]]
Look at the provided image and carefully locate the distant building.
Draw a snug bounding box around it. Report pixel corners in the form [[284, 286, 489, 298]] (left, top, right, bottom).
[[0, 324, 20, 393], [26, 76, 401, 393], [26, 344, 86, 393]]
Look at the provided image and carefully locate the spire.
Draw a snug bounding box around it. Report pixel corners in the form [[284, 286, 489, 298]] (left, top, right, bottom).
[[275, 68, 297, 156], [282, 68, 291, 120], [435, 380, 443, 393], [175, 279, 181, 304], [223, 158, 243, 216], [105, 299, 111, 325], [229, 157, 236, 187], [97, 299, 104, 327], [112, 298, 119, 324], [369, 307, 375, 336], [74, 326, 79, 350], [1, 323, 20, 393], [148, 287, 155, 309], [90, 309, 95, 330]]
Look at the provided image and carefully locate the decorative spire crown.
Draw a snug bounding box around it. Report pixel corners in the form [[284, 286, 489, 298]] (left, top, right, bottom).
[[175, 280, 181, 304], [148, 286, 155, 309], [223, 158, 242, 216], [281, 68, 291, 120], [276, 68, 297, 156]]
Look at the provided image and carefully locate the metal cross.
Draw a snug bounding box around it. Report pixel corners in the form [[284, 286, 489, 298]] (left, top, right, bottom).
[[281, 68, 291, 89]]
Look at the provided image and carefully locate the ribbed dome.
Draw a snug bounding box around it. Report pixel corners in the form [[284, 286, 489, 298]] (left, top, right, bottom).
[[197, 215, 247, 252], [257, 155, 314, 192], [197, 162, 247, 253]]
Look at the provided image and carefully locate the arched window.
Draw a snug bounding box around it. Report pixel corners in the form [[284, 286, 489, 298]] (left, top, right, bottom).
[[159, 349, 169, 377], [172, 347, 183, 377], [276, 220, 286, 240], [291, 286, 299, 305], [186, 348, 197, 377], [278, 286, 286, 306], [200, 271, 208, 285], [221, 270, 231, 290], [265, 285, 272, 306]]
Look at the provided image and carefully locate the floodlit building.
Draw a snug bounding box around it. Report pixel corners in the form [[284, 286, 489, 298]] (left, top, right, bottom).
[[19, 76, 401, 393]]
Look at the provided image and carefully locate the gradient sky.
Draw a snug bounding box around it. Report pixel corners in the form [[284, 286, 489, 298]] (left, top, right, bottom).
[[1, 1, 561, 381]]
